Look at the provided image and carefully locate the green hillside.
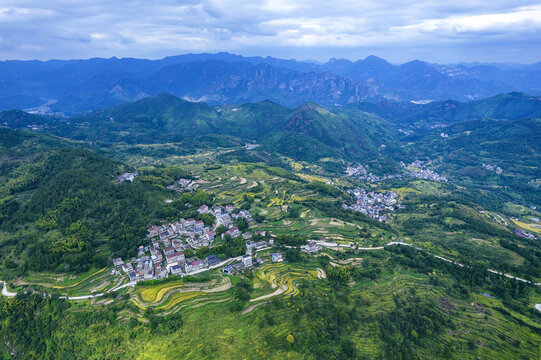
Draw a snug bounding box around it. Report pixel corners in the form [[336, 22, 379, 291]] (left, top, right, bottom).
[[0, 128, 174, 274], [0, 125, 539, 360]]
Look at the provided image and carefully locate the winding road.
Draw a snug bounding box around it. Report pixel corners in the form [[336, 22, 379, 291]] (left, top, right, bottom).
[[1, 241, 538, 302], [1, 281, 17, 297], [315, 240, 541, 286]]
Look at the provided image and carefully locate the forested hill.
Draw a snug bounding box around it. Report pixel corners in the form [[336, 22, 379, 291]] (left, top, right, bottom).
[[0, 128, 179, 273], [345, 92, 541, 128], [0, 93, 397, 162], [1, 92, 540, 186]]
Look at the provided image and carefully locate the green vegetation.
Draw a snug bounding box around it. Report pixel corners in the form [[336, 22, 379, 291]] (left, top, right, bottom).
[[0, 92, 540, 359], [2, 246, 539, 359]]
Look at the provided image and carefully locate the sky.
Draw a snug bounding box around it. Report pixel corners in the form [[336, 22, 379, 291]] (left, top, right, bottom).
[[1, 0, 541, 64]]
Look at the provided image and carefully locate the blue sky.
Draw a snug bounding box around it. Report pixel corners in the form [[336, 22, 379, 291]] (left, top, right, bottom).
[[1, 0, 540, 63]]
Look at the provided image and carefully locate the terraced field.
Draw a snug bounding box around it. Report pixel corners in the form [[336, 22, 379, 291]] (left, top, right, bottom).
[[512, 219, 541, 234], [252, 263, 320, 301], [14, 267, 120, 296], [132, 274, 232, 312]]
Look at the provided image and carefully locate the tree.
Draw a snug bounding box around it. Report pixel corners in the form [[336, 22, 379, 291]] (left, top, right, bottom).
[[237, 218, 249, 231], [215, 225, 228, 236], [184, 248, 194, 258], [286, 334, 295, 345]]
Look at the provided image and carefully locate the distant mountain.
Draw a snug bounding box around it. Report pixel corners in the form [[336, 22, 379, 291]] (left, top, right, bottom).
[[1, 53, 540, 114], [141, 60, 375, 107], [276, 102, 397, 159], [0, 93, 397, 161], [400, 117, 541, 199], [1, 93, 539, 204], [346, 92, 541, 128]]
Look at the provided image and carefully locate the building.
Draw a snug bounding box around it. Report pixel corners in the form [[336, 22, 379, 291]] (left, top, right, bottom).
[[272, 253, 283, 262], [178, 178, 191, 187], [232, 262, 245, 272], [144, 269, 154, 280], [198, 205, 209, 213], [245, 241, 256, 253], [195, 220, 205, 229], [222, 264, 233, 275], [304, 242, 321, 253], [121, 263, 133, 274], [151, 252, 163, 265], [255, 241, 267, 249], [112, 258, 124, 267], [170, 265, 183, 275], [163, 247, 175, 256], [147, 225, 160, 237], [166, 251, 185, 264], [118, 172, 137, 183], [242, 254, 253, 267], [185, 259, 206, 273], [172, 239, 183, 251], [128, 271, 137, 282], [206, 254, 221, 266]]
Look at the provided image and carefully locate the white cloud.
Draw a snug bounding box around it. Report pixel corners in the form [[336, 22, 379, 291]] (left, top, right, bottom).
[[395, 4, 541, 35], [0, 0, 539, 62]]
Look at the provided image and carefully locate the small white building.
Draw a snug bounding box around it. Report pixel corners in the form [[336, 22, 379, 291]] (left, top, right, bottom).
[[272, 253, 283, 262], [304, 242, 321, 253], [242, 254, 253, 267], [170, 265, 183, 275], [112, 258, 124, 267]]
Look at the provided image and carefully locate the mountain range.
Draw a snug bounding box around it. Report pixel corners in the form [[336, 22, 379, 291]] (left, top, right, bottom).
[[2, 53, 541, 114], [1, 91, 539, 190]]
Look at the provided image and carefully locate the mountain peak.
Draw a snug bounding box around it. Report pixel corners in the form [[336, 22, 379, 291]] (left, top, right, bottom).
[[363, 55, 390, 65]]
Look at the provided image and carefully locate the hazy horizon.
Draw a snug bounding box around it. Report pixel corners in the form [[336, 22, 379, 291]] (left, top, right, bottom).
[[1, 51, 540, 67]]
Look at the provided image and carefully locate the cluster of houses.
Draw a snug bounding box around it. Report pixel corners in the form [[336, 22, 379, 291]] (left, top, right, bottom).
[[515, 227, 538, 240], [346, 161, 447, 183], [222, 254, 256, 275], [482, 163, 503, 174], [343, 188, 401, 222], [118, 172, 138, 183], [345, 164, 403, 183], [112, 202, 281, 282], [303, 242, 322, 253], [167, 178, 196, 192], [244, 143, 260, 150], [406, 161, 448, 182]]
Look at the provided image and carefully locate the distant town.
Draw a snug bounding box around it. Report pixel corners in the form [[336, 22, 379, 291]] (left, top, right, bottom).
[[345, 160, 448, 182]]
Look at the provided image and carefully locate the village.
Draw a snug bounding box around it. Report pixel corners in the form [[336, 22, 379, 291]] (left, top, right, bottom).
[[404, 160, 448, 181], [113, 202, 257, 282], [345, 164, 403, 182], [482, 163, 503, 174], [342, 188, 402, 222], [345, 160, 447, 183], [109, 199, 324, 284]]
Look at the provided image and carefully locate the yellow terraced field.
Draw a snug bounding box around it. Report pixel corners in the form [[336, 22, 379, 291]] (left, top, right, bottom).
[[156, 291, 205, 310], [52, 268, 107, 289], [137, 280, 185, 303], [512, 219, 541, 234], [255, 264, 319, 298]]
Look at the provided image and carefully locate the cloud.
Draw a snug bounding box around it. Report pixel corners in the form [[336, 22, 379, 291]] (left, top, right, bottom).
[[395, 4, 541, 35], [0, 0, 539, 63]]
